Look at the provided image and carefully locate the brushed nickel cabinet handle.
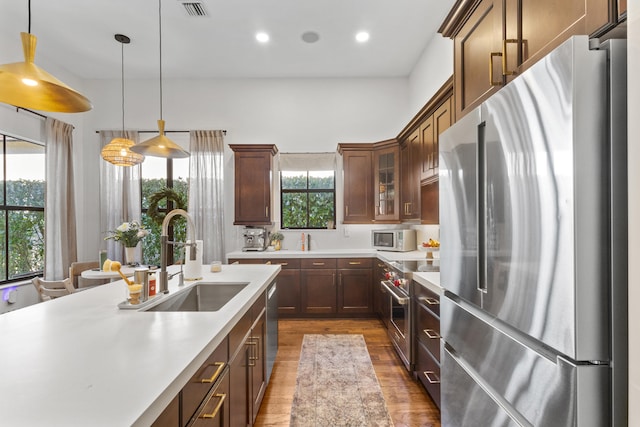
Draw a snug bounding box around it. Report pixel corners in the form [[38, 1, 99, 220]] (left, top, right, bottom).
[[265, 261, 272, 265], [312, 262, 325, 266], [265, 206, 269, 217], [200, 362, 226, 383], [489, 51, 503, 86], [423, 371, 440, 384], [348, 261, 361, 265], [199, 393, 227, 419], [281, 262, 288, 266], [423, 329, 440, 339]]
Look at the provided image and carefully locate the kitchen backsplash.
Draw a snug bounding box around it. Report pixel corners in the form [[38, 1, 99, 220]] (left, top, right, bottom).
[[231, 224, 439, 252]]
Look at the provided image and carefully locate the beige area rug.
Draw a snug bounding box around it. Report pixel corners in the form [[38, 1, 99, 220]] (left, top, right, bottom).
[[290, 334, 394, 427]]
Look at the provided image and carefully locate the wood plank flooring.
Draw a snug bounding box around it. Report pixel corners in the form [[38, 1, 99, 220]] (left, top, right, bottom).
[[255, 318, 441, 427]]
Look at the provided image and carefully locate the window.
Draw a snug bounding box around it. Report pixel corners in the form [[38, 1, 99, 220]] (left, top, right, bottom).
[[279, 153, 336, 229], [139, 132, 189, 265], [0, 134, 45, 282]]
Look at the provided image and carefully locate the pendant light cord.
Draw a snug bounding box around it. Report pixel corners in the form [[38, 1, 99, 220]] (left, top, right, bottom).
[[158, 0, 163, 121], [28, 0, 31, 33], [121, 40, 126, 136]]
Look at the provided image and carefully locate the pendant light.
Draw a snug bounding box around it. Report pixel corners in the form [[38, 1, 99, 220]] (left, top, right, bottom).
[[131, 0, 189, 159], [0, 0, 92, 113], [101, 34, 144, 167]]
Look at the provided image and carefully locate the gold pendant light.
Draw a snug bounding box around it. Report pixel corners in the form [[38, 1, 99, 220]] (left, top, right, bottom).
[[0, 1, 92, 113], [131, 0, 189, 159], [101, 34, 144, 167]]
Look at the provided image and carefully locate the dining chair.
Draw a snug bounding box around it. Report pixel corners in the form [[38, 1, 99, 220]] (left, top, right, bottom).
[[31, 277, 76, 301], [69, 261, 109, 289]]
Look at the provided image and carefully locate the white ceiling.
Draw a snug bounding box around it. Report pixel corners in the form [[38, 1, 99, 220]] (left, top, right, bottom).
[[0, 0, 454, 80]]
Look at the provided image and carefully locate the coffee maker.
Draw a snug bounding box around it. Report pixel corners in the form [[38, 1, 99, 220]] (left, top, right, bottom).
[[242, 227, 269, 251]]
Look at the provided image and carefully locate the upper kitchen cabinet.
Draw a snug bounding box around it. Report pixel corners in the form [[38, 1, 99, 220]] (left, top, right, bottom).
[[230, 144, 278, 225], [339, 144, 375, 224], [374, 140, 400, 223], [618, 0, 626, 18], [400, 129, 421, 221], [421, 95, 453, 182], [440, 0, 620, 118]]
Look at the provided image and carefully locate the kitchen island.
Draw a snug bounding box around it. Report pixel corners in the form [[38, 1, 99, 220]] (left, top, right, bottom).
[[0, 263, 279, 426]]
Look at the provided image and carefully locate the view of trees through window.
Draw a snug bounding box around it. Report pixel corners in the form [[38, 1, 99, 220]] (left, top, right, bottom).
[[281, 170, 335, 229], [0, 134, 45, 282], [139, 133, 189, 266]]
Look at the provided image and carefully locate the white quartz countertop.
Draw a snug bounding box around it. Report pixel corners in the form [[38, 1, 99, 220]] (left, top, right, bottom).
[[0, 264, 279, 427], [227, 249, 430, 262], [412, 271, 442, 294]]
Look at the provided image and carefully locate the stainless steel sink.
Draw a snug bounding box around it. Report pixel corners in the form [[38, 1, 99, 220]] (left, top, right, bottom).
[[145, 282, 249, 312]]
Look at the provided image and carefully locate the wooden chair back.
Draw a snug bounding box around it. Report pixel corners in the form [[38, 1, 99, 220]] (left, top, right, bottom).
[[32, 277, 75, 301], [69, 261, 109, 289]]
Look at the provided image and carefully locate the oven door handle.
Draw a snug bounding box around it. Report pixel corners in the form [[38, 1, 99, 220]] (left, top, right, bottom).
[[381, 281, 409, 305]]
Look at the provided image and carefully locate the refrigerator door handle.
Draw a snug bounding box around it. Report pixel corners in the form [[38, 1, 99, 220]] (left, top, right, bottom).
[[477, 121, 488, 293]]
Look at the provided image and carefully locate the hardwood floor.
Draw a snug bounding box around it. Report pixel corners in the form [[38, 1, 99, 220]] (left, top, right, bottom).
[[255, 318, 441, 427]]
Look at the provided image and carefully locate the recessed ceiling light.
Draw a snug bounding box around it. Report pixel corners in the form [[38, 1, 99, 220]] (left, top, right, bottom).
[[355, 32, 370, 43], [256, 32, 270, 43], [301, 31, 320, 44]]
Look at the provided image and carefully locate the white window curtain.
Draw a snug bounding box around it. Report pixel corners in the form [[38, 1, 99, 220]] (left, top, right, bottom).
[[188, 130, 225, 264], [99, 130, 142, 262], [44, 118, 77, 280]]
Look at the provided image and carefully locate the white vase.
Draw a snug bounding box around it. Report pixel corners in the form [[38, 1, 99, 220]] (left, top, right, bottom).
[[124, 246, 137, 265]]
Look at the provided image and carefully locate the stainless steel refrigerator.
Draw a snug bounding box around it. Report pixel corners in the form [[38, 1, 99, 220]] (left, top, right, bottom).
[[438, 36, 627, 426]]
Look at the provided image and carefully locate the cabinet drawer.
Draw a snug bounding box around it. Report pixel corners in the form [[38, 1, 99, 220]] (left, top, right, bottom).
[[414, 283, 440, 316], [190, 366, 230, 427], [268, 258, 300, 269], [300, 258, 337, 269], [182, 336, 229, 427], [416, 340, 441, 409], [337, 258, 372, 269], [416, 304, 440, 362]]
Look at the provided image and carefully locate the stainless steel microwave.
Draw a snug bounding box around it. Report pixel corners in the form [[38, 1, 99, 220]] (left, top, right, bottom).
[[371, 229, 417, 252]]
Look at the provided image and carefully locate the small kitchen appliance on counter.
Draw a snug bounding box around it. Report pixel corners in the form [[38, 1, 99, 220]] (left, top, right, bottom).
[[242, 227, 269, 252], [372, 229, 416, 252]]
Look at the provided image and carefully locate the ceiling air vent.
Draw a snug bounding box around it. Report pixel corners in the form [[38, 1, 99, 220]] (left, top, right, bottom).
[[178, 1, 208, 17]]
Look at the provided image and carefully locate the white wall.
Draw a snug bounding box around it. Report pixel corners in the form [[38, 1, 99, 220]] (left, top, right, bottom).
[[408, 34, 454, 114], [627, 0, 639, 425]]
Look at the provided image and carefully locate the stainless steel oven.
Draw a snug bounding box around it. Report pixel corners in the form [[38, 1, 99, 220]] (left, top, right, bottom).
[[381, 261, 413, 371]]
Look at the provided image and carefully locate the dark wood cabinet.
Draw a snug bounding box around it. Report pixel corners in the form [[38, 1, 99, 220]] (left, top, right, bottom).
[[249, 299, 266, 424], [339, 145, 374, 224], [229, 258, 301, 316], [229, 144, 277, 225], [373, 141, 400, 222], [618, 0, 627, 18], [190, 369, 230, 427], [441, 0, 616, 119], [337, 258, 373, 314], [152, 338, 229, 427], [400, 129, 421, 221], [373, 261, 386, 320], [152, 395, 180, 427], [301, 258, 337, 314], [413, 281, 441, 409], [228, 294, 266, 427]]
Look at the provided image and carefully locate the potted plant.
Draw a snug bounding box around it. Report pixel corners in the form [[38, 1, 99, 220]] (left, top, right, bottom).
[[270, 231, 284, 251], [104, 220, 149, 265]]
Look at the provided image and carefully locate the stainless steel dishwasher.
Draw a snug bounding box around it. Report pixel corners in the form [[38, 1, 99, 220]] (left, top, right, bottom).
[[265, 280, 278, 382]]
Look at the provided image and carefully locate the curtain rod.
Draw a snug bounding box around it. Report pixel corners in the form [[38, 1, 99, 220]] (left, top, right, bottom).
[[16, 107, 76, 129], [95, 129, 226, 135]]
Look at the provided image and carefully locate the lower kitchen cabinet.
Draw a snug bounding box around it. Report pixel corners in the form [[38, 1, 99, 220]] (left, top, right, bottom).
[[228, 293, 267, 427], [337, 258, 373, 314], [301, 258, 337, 314], [152, 337, 229, 427], [190, 369, 230, 427], [413, 281, 441, 409], [228, 258, 301, 315], [230, 256, 379, 318]]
